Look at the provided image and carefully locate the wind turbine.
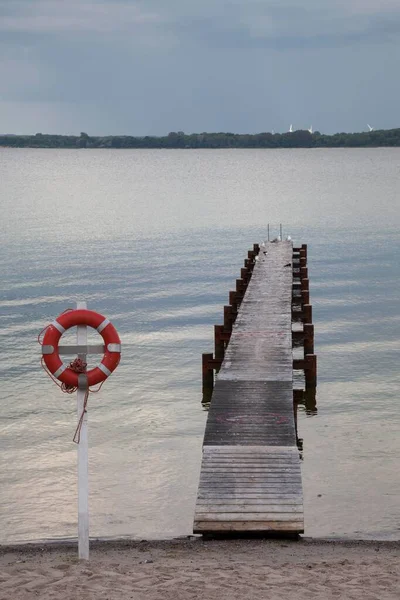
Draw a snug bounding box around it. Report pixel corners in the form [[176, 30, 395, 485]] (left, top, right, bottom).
[[367, 124, 374, 132], [289, 124, 293, 133], [308, 125, 313, 134]]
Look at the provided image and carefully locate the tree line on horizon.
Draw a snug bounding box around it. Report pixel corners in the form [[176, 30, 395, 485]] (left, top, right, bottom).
[[0, 128, 399, 149]]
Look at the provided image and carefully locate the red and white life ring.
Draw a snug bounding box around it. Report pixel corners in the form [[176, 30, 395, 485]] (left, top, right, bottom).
[[42, 309, 121, 387]]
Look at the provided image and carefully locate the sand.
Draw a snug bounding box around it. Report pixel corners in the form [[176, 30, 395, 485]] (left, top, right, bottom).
[[1, 537, 400, 600]]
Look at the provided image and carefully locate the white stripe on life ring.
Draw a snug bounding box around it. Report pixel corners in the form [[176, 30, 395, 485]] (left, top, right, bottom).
[[52, 320, 66, 334], [107, 343, 121, 353], [98, 363, 112, 377], [97, 319, 110, 333], [42, 345, 54, 355], [53, 364, 67, 378]]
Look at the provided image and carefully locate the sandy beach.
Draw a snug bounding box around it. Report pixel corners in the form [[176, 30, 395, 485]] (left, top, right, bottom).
[[1, 537, 400, 600]]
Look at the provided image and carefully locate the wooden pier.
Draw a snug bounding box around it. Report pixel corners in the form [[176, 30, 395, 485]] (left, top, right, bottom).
[[194, 240, 316, 535]]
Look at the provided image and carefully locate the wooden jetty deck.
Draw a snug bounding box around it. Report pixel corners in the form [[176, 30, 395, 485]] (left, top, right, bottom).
[[194, 240, 307, 534]]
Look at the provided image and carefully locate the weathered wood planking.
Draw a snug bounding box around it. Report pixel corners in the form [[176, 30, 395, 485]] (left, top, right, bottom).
[[194, 241, 304, 534]]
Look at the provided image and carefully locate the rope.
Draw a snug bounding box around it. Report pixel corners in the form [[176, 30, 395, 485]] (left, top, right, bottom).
[[38, 319, 105, 444], [73, 385, 89, 445], [37, 308, 73, 346]]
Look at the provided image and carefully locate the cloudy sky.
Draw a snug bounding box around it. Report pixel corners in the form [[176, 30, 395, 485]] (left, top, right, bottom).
[[1, 0, 399, 135]]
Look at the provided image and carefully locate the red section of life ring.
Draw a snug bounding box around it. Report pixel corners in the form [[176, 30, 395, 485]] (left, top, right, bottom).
[[42, 309, 121, 387]]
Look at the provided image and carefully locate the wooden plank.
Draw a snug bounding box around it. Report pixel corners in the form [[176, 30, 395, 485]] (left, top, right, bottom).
[[196, 512, 304, 518], [199, 478, 302, 484], [194, 513, 304, 520], [198, 481, 300, 485], [198, 494, 303, 500], [200, 466, 301, 472], [203, 445, 299, 454], [195, 505, 303, 513], [194, 521, 303, 533], [200, 467, 300, 472], [199, 469, 300, 476], [202, 462, 301, 473], [200, 472, 300, 477], [199, 485, 302, 490], [197, 498, 302, 504], [199, 469, 301, 477], [202, 455, 299, 460], [201, 462, 300, 466]]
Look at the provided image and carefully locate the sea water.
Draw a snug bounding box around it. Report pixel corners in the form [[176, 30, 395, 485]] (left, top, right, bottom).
[[0, 147, 399, 542]]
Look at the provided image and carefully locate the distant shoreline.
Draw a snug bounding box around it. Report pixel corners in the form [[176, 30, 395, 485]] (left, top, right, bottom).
[[1, 128, 399, 149]]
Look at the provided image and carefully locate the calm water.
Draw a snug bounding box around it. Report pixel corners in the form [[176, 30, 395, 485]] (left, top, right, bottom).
[[0, 148, 399, 542]]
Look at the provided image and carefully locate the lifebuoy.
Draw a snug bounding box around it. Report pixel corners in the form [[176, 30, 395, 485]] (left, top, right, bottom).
[[42, 309, 121, 387]]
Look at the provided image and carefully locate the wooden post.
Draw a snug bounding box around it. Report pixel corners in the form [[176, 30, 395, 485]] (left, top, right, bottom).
[[291, 331, 303, 346], [229, 291, 237, 310], [76, 301, 89, 561], [202, 387, 213, 406], [302, 304, 312, 324], [293, 389, 304, 404], [202, 353, 214, 397], [236, 279, 245, 306], [301, 244, 308, 260], [214, 325, 225, 360], [301, 290, 309, 306], [253, 243, 260, 254], [293, 400, 300, 450], [300, 266, 308, 280], [305, 354, 317, 387], [303, 323, 314, 355], [301, 278, 309, 291], [224, 306, 233, 332], [292, 291, 301, 304], [241, 268, 248, 283], [292, 307, 302, 322], [304, 387, 317, 413], [236, 279, 244, 294]]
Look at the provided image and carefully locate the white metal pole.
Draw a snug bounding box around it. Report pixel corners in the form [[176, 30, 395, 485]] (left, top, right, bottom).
[[76, 300, 89, 560]]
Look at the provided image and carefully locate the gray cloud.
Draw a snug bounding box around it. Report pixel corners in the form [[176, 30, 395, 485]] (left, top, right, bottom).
[[0, 1, 161, 33], [0, 0, 399, 134], [1, 0, 400, 46]]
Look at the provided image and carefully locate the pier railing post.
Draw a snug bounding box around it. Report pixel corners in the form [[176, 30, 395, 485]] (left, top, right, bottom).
[[214, 325, 225, 360], [304, 386, 317, 413], [300, 266, 308, 280], [302, 304, 312, 324], [303, 323, 314, 355], [301, 278, 309, 292], [229, 291, 238, 311], [241, 267, 249, 284], [301, 290, 310, 306], [224, 305, 233, 332], [305, 354, 317, 387], [202, 353, 214, 399]]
